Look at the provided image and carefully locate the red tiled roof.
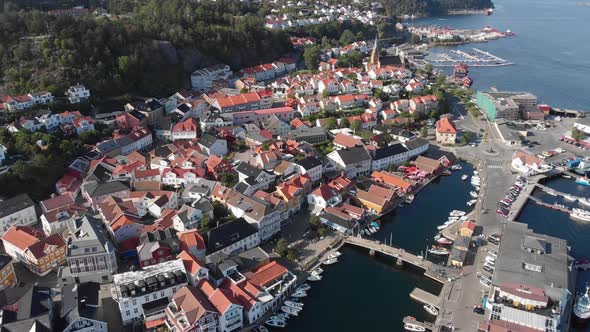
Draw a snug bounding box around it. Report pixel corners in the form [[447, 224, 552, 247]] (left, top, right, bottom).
[[333, 133, 362, 148], [178, 229, 206, 251], [41, 193, 75, 212], [178, 250, 206, 274], [311, 183, 337, 200], [436, 117, 457, 134], [172, 118, 198, 133], [1, 226, 45, 251], [245, 261, 288, 288]]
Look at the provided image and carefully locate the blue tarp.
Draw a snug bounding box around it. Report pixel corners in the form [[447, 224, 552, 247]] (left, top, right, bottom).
[[371, 221, 380, 228]]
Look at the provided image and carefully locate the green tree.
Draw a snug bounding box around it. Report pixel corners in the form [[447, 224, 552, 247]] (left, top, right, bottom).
[[339, 29, 355, 45], [200, 213, 211, 231], [420, 126, 428, 138], [572, 128, 585, 140], [350, 120, 362, 132], [304, 45, 321, 71], [340, 118, 350, 129], [325, 117, 338, 130], [275, 238, 289, 256]]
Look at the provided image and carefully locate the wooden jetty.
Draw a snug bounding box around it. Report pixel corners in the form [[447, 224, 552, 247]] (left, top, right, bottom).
[[403, 316, 436, 331]]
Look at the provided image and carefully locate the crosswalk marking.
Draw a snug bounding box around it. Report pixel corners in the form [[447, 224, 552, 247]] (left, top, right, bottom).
[[487, 165, 503, 169]]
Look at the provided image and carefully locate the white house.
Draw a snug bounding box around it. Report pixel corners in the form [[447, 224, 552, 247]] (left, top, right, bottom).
[[294, 156, 323, 182], [198, 134, 228, 157], [0, 194, 37, 236], [199, 279, 244, 332], [66, 84, 91, 103], [307, 184, 342, 213], [327, 146, 372, 179], [111, 259, 188, 326]]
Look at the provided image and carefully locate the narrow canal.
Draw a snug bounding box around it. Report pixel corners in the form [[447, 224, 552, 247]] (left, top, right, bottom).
[[283, 162, 474, 331]]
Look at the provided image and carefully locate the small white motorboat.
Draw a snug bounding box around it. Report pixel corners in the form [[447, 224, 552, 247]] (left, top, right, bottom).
[[467, 199, 477, 207], [448, 216, 460, 221], [307, 274, 322, 282], [369, 226, 377, 234], [437, 223, 449, 231], [473, 170, 479, 175], [285, 301, 304, 309], [564, 194, 577, 202], [451, 164, 462, 170], [461, 174, 468, 181], [258, 326, 269, 332], [281, 306, 300, 316], [470, 191, 478, 198], [360, 230, 365, 236], [276, 313, 290, 320], [579, 198, 590, 207], [291, 290, 308, 297], [423, 304, 439, 316], [311, 267, 323, 276], [405, 194, 415, 204], [365, 227, 373, 234], [459, 215, 469, 221], [323, 257, 338, 265], [428, 246, 450, 256], [328, 251, 342, 258], [450, 210, 466, 217], [296, 284, 311, 292]]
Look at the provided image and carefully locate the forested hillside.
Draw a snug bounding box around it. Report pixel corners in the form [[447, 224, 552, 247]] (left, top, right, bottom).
[[381, 0, 493, 16], [0, 0, 291, 97]]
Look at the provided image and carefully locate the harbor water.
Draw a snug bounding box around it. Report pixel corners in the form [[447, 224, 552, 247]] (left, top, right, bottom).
[[284, 163, 474, 331], [413, 0, 590, 110]]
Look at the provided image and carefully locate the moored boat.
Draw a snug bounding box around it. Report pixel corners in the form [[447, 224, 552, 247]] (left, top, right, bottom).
[[258, 326, 269, 332], [570, 208, 590, 222], [428, 246, 450, 256], [281, 306, 300, 316], [461, 174, 469, 181], [579, 198, 590, 207], [441, 169, 452, 176], [323, 257, 338, 265], [470, 191, 478, 198], [291, 290, 308, 297], [564, 194, 577, 202], [403, 318, 427, 332], [451, 164, 462, 170], [269, 315, 287, 322], [437, 223, 449, 231], [405, 194, 415, 204], [285, 301, 304, 309], [574, 285, 590, 320], [423, 304, 439, 316], [266, 319, 287, 328], [576, 177, 590, 186], [450, 210, 466, 217], [307, 274, 322, 282], [296, 284, 311, 292], [312, 267, 323, 276], [327, 251, 342, 259], [435, 234, 453, 245], [467, 199, 477, 207]]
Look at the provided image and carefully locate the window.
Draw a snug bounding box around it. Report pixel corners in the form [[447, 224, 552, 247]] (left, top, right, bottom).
[[152, 293, 157, 300], [125, 310, 130, 316], [134, 308, 139, 314]]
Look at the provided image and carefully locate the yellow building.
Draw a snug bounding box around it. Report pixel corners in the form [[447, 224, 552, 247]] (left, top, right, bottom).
[[0, 255, 18, 290]]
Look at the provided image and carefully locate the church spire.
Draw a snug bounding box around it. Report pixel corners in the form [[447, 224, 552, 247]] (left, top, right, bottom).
[[369, 38, 380, 68]]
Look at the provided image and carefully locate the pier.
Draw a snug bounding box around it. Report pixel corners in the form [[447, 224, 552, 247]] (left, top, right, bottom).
[[410, 287, 442, 308], [528, 196, 571, 214], [343, 236, 432, 271], [535, 182, 586, 202], [403, 316, 436, 331], [425, 47, 513, 67]]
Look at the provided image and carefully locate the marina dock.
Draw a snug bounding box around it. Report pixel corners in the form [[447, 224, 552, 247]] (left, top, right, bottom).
[[425, 47, 513, 67], [410, 287, 442, 308], [535, 182, 587, 202]]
